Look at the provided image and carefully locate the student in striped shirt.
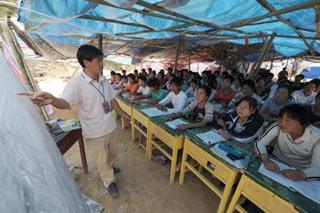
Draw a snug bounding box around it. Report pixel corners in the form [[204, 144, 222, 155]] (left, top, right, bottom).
[[164, 85, 214, 130], [256, 104, 320, 181]]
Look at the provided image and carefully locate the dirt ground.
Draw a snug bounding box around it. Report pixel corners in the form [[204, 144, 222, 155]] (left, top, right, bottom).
[[51, 108, 220, 213]]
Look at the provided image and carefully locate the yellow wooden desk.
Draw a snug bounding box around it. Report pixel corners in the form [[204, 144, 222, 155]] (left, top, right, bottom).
[[226, 159, 319, 213], [179, 135, 241, 213], [116, 97, 132, 129], [227, 175, 298, 213], [147, 116, 185, 184], [131, 105, 150, 153]]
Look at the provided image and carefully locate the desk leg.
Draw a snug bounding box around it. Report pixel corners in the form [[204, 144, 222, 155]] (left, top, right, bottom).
[[169, 148, 178, 184], [147, 133, 153, 160], [218, 172, 237, 213], [131, 120, 135, 143], [78, 137, 89, 175], [121, 118, 126, 129], [179, 149, 188, 185], [226, 176, 245, 213]]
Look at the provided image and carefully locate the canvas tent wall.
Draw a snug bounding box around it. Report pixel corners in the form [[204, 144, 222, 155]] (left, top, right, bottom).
[[0, 24, 92, 213]]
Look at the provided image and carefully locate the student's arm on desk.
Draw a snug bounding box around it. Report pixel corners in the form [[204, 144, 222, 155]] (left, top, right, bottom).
[[255, 122, 280, 172], [18, 91, 70, 109]]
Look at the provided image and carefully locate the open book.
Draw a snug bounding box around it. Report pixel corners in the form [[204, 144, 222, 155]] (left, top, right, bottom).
[[258, 160, 320, 203]]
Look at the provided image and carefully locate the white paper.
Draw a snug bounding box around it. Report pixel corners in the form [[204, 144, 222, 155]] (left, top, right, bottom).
[[258, 160, 320, 203], [141, 107, 169, 117], [210, 144, 245, 169], [165, 118, 188, 129], [196, 130, 225, 146]]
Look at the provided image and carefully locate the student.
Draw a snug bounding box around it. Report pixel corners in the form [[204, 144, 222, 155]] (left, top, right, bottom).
[[109, 70, 116, 85], [259, 85, 293, 122], [136, 75, 150, 96], [308, 92, 320, 128], [113, 73, 122, 89], [255, 77, 270, 100], [292, 74, 305, 91], [157, 71, 167, 86], [165, 85, 214, 130], [255, 104, 320, 181], [185, 79, 198, 102], [213, 75, 236, 106], [114, 75, 127, 90], [133, 69, 139, 79], [216, 97, 264, 143], [291, 80, 317, 105], [228, 79, 263, 108], [146, 78, 168, 104], [231, 76, 242, 93], [19, 45, 128, 198], [157, 77, 188, 114], [122, 73, 139, 94]]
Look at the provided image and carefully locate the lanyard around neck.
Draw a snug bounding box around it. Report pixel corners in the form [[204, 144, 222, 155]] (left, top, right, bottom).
[[81, 73, 106, 102]]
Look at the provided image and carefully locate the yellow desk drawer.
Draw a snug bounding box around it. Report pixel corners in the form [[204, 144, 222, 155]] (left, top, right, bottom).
[[184, 138, 233, 183], [150, 122, 184, 149], [241, 176, 297, 213], [132, 108, 148, 127]]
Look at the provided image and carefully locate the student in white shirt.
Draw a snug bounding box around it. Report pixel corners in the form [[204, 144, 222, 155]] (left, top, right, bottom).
[[256, 104, 320, 181], [136, 75, 150, 96], [157, 77, 188, 114], [291, 80, 317, 105], [19, 45, 128, 198]]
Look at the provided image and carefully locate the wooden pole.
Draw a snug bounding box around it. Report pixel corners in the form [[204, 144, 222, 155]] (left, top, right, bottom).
[[227, 0, 320, 28], [188, 51, 191, 71], [250, 33, 276, 80], [256, 0, 316, 56], [173, 35, 183, 72]]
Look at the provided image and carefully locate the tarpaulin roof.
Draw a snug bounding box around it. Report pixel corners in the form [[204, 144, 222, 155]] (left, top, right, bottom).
[[15, 0, 320, 63]]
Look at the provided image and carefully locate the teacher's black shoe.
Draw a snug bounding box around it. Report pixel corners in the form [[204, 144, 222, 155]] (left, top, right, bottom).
[[107, 182, 119, 199], [113, 167, 121, 174]]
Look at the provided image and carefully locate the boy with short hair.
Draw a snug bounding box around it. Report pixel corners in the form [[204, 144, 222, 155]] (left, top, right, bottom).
[[20, 45, 128, 198]]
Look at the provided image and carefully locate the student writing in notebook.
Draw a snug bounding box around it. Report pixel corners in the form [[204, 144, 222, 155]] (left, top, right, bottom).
[[164, 85, 214, 130], [255, 104, 320, 181]]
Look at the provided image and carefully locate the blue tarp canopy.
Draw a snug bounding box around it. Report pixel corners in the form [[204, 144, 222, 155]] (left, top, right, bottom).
[[16, 0, 320, 63]]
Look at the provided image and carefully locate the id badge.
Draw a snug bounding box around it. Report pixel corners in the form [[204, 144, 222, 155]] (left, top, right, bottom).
[[102, 101, 112, 114]]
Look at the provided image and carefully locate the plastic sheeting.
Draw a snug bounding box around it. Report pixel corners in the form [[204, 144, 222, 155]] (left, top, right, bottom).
[[16, 0, 320, 62], [0, 46, 90, 212]]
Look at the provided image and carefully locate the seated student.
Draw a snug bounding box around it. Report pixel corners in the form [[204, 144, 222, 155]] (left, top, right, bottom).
[[136, 75, 150, 96], [228, 79, 263, 108], [109, 70, 116, 85], [308, 92, 320, 128], [157, 71, 167, 86], [114, 75, 127, 90], [267, 78, 291, 99], [165, 85, 214, 130], [292, 74, 305, 91], [216, 97, 264, 143], [213, 75, 236, 106], [231, 76, 242, 93], [122, 73, 139, 94], [113, 73, 122, 89], [260, 85, 293, 123], [291, 80, 317, 105], [146, 78, 168, 104], [255, 104, 320, 181], [185, 79, 198, 102], [157, 77, 188, 114], [255, 76, 270, 100]]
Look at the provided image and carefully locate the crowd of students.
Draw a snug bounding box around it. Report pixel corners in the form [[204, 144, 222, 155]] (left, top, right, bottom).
[[110, 67, 320, 182]]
